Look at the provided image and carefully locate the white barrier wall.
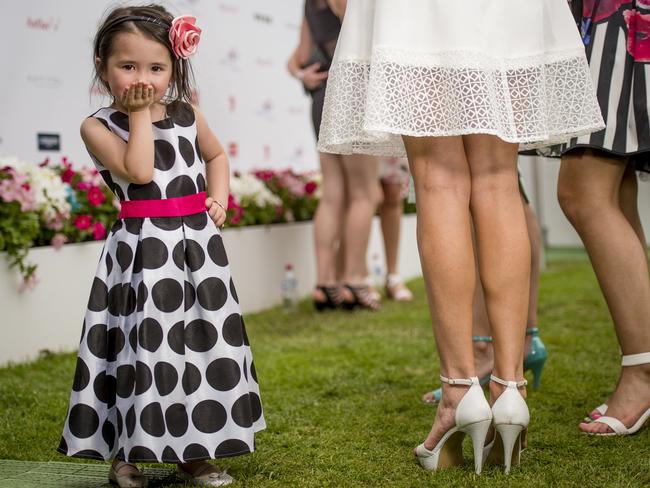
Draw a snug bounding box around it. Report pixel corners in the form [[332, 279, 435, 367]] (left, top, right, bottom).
[[0, 216, 421, 365], [0, 0, 316, 172]]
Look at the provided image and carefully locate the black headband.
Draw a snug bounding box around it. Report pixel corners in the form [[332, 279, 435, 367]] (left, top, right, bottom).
[[95, 15, 171, 56]]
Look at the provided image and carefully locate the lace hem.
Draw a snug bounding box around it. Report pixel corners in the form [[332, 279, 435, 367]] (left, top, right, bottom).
[[317, 48, 604, 156]]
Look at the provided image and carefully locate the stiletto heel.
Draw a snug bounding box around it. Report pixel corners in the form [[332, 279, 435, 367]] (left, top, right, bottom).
[[467, 419, 492, 475], [523, 327, 547, 390], [496, 424, 524, 474], [415, 375, 492, 474], [485, 375, 529, 474]]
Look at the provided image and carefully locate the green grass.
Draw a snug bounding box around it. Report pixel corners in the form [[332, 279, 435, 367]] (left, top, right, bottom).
[[1, 248, 649, 487]]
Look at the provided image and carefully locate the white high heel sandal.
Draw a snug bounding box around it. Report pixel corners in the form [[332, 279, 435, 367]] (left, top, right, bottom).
[[482, 375, 529, 474], [586, 352, 650, 436], [414, 375, 492, 474]]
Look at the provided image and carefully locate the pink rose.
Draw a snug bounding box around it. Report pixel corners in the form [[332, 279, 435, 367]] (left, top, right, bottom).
[[74, 215, 91, 230], [19, 273, 39, 293], [169, 15, 202, 59], [304, 181, 318, 195], [93, 221, 106, 240], [87, 186, 106, 206], [51, 233, 68, 250], [61, 167, 75, 184]]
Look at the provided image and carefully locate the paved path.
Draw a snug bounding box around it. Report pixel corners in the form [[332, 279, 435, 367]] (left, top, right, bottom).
[[0, 460, 176, 487]]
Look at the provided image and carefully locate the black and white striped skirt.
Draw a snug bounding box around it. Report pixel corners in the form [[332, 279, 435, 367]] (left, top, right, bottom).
[[564, 1, 650, 173]]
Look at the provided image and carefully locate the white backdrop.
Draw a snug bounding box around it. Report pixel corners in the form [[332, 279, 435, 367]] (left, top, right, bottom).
[[0, 0, 648, 246], [0, 0, 317, 172]]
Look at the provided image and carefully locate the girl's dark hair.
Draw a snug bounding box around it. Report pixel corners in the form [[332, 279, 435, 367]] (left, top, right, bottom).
[[92, 4, 195, 104]]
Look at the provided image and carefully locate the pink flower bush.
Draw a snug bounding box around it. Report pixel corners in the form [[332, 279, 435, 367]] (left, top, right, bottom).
[[93, 221, 106, 240], [87, 186, 106, 206], [74, 215, 92, 230], [0, 168, 38, 212]]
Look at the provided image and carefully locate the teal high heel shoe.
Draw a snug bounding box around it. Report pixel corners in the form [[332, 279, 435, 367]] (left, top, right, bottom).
[[523, 327, 547, 390], [422, 328, 547, 404]]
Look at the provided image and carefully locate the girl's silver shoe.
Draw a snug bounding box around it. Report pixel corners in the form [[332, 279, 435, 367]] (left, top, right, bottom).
[[176, 463, 234, 487], [108, 461, 148, 488]]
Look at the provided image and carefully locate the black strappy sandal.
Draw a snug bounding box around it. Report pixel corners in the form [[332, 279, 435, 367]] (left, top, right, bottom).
[[313, 285, 343, 311], [342, 283, 381, 311]]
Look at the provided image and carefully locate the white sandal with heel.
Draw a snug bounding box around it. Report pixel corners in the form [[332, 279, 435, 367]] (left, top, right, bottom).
[[415, 375, 492, 474], [482, 375, 529, 474], [585, 352, 650, 436]]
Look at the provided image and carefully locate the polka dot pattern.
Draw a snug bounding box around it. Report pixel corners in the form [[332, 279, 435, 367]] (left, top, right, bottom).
[[60, 102, 264, 463]]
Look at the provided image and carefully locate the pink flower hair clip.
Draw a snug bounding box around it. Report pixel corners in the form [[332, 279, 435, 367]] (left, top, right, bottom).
[[169, 15, 202, 59]]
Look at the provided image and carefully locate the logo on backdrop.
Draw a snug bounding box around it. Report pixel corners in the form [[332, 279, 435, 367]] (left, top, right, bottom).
[[263, 145, 271, 161], [258, 99, 274, 120], [220, 48, 240, 71], [218, 3, 240, 14], [228, 142, 238, 158], [38, 133, 60, 151], [26, 74, 63, 90], [253, 13, 273, 25], [254, 57, 274, 67], [26, 17, 60, 31], [288, 105, 306, 116], [228, 96, 237, 112]]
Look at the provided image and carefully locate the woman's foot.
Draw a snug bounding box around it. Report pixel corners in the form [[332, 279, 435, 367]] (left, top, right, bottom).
[[313, 284, 343, 311], [385, 274, 414, 301], [109, 460, 147, 488], [177, 461, 233, 486], [414, 377, 492, 474], [579, 363, 650, 434], [341, 283, 381, 311]]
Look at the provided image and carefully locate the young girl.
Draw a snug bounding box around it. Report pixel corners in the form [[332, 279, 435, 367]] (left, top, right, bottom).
[[57, 5, 264, 487]]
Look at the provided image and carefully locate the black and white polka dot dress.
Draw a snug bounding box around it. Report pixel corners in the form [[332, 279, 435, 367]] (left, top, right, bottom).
[[58, 102, 265, 463]]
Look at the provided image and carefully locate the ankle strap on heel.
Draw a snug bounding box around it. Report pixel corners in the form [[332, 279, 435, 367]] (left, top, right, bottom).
[[525, 327, 539, 336], [490, 375, 527, 388], [439, 375, 479, 386], [621, 352, 650, 366], [472, 335, 493, 342]]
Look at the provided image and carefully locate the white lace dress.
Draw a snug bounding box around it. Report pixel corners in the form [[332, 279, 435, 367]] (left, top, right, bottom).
[[317, 0, 605, 156]]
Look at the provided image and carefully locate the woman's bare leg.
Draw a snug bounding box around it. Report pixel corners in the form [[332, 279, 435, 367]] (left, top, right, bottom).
[[379, 180, 404, 275], [403, 135, 476, 449], [340, 154, 382, 284], [558, 150, 650, 433], [313, 152, 346, 300], [464, 135, 530, 399]]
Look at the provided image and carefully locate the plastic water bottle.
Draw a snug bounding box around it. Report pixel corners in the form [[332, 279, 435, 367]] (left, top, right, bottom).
[[370, 253, 384, 287], [281, 263, 298, 312]]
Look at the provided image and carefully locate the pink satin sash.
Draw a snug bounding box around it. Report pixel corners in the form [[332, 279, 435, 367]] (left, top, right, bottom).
[[118, 192, 207, 219]]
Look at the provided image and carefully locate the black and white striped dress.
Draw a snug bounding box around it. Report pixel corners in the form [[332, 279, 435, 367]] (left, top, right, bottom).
[[564, 0, 650, 173]]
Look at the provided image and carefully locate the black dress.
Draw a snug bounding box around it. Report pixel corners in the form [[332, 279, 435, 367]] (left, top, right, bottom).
[[304, 0, 341, 139]]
